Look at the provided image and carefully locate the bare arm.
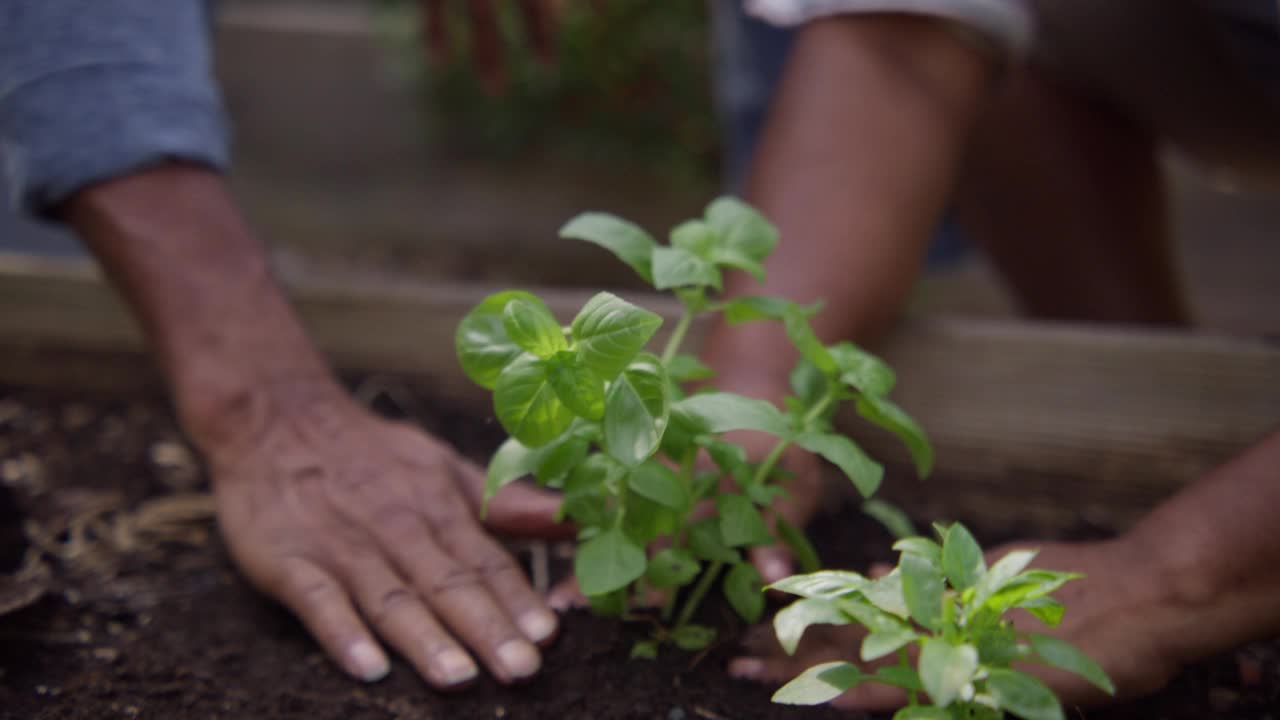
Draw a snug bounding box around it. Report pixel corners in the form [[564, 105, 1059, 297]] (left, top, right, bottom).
[[703, 14, 996, 396]]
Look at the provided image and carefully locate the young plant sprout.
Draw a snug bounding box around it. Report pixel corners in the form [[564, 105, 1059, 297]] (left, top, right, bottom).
[[455, 197, 930, 654], [769, 522, 1116, 719]]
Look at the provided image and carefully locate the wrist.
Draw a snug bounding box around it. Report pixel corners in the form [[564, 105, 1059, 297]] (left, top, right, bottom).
[[65, 164, 339, 452]]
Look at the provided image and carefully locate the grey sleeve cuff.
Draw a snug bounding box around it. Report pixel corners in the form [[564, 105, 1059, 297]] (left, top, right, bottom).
[[0, 1, 229, 218], [744, 0, 1034, 55]]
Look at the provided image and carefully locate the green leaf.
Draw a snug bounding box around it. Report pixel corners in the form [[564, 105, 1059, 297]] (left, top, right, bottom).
[[862, 499, 918, 540], [985, 669, 1065, 720], [941, 523, 986, 592], [666, 353, 715, 383], [772, 661, 863, 705], [560, 212, 656, 284], [969, 549, 1038, 616], [670, 219, 718, 257], [795, 432, 884, 498], [705, 196, 779, 265], [862, 569, 910, 618], [782, 310, 836, 374], [501, 298, 567, 359], [493, 356, 574, 447], [575, 527, 646, 597], [829, 341, 896, 396], [483, 437, 539, 514], [723, 562, 766, 623], [688, 518, 741, 563], [1020, 597, 1066, 627], [773, 598, 847, 655], [973, 620, 1022, 665], [901, 552, 946, 631], [671, 624, 716, 651], [856, 395, 934, 478], [456, 290, 544, 389], [652, 246, 722, 291], [837, 595, 914, 636], [775, 516, 821, 573], [768, 570, 869, 600], [896, 535, 947, 563], [602, 355, 670, 467], [673, 392, 790, 436], [534, 434, 589, 486], [876, 666, 924, 692], [861, 626, 919, 661], [571, 292, 663, 381], [704, 439, 751, 486], [627, 462, 689, 512], [545, 352, 605, 420], [984, 570, 1081, 615], [918, 639, 978, 707], [587, 589, 627, 617], [1029, 634, 1115, 695], [789, 358, 829, 409], [716, 493, 774, 547], [622, 492, 676, 545], [630, 640, 659, 660], [560, 454, 623, 527], [646, 548, 701, 589], [722, 295, 796, 324], [892, 706, 950, 720]]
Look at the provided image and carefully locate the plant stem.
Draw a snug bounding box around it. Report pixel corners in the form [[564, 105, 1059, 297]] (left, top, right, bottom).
[[748, 388, 838, 488], [675, 560, 724, 628], [661, 306, 695, 365], [900, 647, 918, 706]]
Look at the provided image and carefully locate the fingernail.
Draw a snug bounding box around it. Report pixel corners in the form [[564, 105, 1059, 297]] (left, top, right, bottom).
[[496, 640, 540, 679], [436, 648, 478, 686], [348, 641, 390, 682], [728, 657, 765, 679], [518, 610, 557, 644]]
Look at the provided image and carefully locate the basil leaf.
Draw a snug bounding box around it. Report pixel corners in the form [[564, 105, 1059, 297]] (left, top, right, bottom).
[[918, 639, 978, 707], [545, 351, 605, 420], [456, 290, 544, 389], [502, 297, 567, 359], [652, 246, 721, 291], [602, 354, 670, 467], [901, 552, 946, 631], [493, 355, 574, 447], [575, 527, 646, 596], [772, 661, 864, 706], [670, 624, 716, 651], [571, 292, 663, 380], [985, 668, 1065, 720], [1029, 634, 1116, 696], [646, 548, 701, 589], [773, 597, 847, 655], [560, 212, 657, 284], [688, 518, 741, 563], [795, 432, 884, 498], [723, 562, 766, 623], [941, 522, 986, 591], [716, 493, 774, 547], [673, 392, 790, 436], [856, 394, 934, 479]]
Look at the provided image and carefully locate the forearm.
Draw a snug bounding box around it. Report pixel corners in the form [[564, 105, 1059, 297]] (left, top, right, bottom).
[[63, 164, 333, 451], [703, 15, 995, 393]]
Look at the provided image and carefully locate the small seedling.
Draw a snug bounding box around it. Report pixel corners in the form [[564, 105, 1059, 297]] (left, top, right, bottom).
[[769, 522, 1116, 719], [455, 197, 931, 653]]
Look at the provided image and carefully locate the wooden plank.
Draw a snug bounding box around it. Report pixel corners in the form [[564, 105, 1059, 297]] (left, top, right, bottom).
[[2, 254, 1277, 533]]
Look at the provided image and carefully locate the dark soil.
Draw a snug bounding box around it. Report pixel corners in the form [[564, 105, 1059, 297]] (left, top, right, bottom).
[[1, 381, 1277, 719]]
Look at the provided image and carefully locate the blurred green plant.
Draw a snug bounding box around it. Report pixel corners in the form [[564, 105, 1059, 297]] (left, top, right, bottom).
[[376, 0, 719, 188]]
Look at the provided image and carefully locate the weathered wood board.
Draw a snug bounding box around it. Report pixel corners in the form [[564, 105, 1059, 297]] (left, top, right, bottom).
[[2, 254, 1277, 532]]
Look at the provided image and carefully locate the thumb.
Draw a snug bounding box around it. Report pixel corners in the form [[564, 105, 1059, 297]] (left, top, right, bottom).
[[484, 480, 576, 539], [750, 544, 795, 587]]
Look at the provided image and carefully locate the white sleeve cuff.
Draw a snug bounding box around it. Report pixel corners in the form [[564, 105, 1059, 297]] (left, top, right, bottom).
[[744, 0, 1034, 55]]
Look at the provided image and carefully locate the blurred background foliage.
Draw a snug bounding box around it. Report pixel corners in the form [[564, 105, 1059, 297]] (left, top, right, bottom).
[[375, 0, 720, 190]]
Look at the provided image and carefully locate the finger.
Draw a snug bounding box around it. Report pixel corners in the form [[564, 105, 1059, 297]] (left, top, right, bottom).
[[421, 0, 451, 66], [466, 0, 507, 94], [518, 0, 555, 64], [453, 460, 574, 539], [340, 550, 479, 688], [431, 501, 561, 648], [547, 575, 588, 612], [370, 500, 542, 683], [750, 544, 795, 587], [272, 559, 390, 682]]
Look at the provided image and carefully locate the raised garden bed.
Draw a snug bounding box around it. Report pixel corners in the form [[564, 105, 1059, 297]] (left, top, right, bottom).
[[1, 381, 1276, 719]]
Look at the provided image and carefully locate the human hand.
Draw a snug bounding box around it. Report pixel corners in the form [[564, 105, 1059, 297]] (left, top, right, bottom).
[[207, 378, 574, 687]]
